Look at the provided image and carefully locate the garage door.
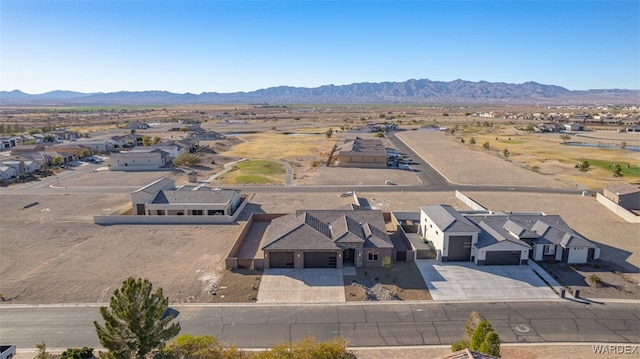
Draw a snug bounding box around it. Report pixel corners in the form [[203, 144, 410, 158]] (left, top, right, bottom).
[[304, 252, 337, 268], [448, 236, 472, 261], [485, 251, 521, 265], [269, 252, 294, 268]]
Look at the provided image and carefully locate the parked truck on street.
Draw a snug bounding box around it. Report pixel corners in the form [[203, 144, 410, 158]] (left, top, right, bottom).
[[0, 345, 16, 359]]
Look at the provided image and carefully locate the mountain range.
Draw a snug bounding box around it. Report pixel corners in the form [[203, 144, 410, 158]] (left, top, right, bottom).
[[1, 79, 638, 106]]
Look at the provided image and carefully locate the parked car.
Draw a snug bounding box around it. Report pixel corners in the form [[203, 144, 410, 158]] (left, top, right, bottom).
[[0, 345, 16, 359], [385, 180, 396, 185]]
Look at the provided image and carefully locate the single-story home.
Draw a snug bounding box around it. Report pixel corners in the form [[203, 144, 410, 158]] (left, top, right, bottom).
[[420, 205, 600, 265], [565, 123, 584, 131], [332, 137, 387, 168], [603, 182, 640, 211], [109, 149, 170, 171], [262, 209, 396, 269], [131, 177, 242, 217], [626, 124, 640, 133]]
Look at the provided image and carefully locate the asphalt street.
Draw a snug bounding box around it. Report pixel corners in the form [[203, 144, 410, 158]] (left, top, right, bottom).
[[1, 301, 638, 349]]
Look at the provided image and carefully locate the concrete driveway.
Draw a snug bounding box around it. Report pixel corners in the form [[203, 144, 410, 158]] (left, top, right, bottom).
[[415, 260, 559, 301], [257, 268, 346, 303]]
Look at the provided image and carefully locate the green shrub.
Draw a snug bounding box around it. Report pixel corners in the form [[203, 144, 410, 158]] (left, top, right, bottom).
[[589, 274, 602, 284], [451, 339, 468, 352], [61, 347, 94, 359]]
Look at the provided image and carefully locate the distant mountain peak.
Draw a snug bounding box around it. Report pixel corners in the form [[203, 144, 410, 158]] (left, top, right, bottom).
[[1, 79, 637, 106]]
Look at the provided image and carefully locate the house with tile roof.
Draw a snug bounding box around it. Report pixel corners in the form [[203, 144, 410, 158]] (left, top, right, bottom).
[[261, 209, 396, 269], [420, 205, 599, 265]]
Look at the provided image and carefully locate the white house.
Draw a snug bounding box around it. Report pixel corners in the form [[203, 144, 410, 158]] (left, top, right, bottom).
[[109, 149, 170, 171], [0, 165, 17, 180], [419, 205, 481, 262], [131, 177, 242, 217], [420, 205, 600, 265]]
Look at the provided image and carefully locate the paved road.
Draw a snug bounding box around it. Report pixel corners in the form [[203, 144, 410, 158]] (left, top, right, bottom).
[[385, 131, 450, 187], [1, 301, 638, 349]]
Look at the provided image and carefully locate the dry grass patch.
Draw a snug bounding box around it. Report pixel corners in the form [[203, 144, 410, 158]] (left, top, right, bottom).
[[455, 127, 639, 189], [222, 132, 336, 161]]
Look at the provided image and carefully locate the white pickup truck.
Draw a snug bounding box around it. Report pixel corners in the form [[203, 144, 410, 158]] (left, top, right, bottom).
[[0, 345, 15, 359]]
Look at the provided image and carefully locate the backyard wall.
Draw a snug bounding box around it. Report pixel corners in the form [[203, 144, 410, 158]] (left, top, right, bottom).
[[596, 193, 640, 223], [455, 190, 488, 211], [94, 197, 250, 225]]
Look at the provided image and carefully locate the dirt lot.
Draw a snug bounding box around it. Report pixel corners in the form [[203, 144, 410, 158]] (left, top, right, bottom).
[[541, 261, 640, 300], [344, 262, 432, 301], [0, 191, 243, 304]]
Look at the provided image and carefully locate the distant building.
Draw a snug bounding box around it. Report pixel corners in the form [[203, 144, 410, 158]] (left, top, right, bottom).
[[603, 183, 640, 211], [332, 137, 387, 168], [564, 123, 584, 131], [109, 149, 170, 171]]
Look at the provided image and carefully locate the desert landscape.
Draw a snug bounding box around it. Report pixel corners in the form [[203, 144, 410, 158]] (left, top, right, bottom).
[[1, 104, 638, 306]]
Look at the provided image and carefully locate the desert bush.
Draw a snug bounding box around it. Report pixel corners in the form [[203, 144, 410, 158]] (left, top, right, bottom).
[[61, 347, 94, 359]]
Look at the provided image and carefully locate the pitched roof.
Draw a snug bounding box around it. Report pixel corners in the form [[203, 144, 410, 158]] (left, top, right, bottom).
[[263, 209, 393, 250], [467, 213, 596, 248], [336, 137, 386, 157], [474, 220, 532, 249], [420, 205, 480, 233], [262, 212, 338, 251]]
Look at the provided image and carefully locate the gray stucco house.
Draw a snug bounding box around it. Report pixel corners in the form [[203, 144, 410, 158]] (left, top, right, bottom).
[[262, 209, 395, 269]]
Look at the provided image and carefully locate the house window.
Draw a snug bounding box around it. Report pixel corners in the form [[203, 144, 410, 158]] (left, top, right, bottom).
[[368, 251, 379, 261], [192, 210, 203, 216], [543, 245, 555, 255]]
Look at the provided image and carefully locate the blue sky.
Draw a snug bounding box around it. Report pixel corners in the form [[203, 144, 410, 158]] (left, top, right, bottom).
[[1, 0, 638, 94]]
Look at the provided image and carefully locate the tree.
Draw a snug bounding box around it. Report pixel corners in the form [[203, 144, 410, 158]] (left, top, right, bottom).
[[469, 319, 500, 357], [502, 148, 510, 158], [482, 141, 490, 150], [153, 136, 162, 145], [79, 148, 91, 158], [460, 138, 465, 144], [613, 164, 623, 177], [578, 160, 590, 172], [560, 134, 571, 143], [470, 137, 476, 145], [53, 155, 64, 166], [173, 153, 201, 167], [142, 136, 153, 146], [620, 141, 627, 149], [374, 131, 385, 138], [524, 124, 534, 133], [325, 128, 333, 139], [94, 277, 180, 359], [478, 331, 501, 357]]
